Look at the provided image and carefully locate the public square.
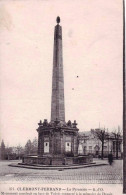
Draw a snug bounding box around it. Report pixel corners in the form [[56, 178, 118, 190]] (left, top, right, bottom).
[[0, 159, 123, 184]]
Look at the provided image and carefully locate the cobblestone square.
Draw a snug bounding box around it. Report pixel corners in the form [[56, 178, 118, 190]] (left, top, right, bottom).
[[0, 159, 123, 184]]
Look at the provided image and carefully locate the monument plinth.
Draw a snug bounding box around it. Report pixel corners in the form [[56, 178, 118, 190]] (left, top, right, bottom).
[[23, 17, 93, 166]]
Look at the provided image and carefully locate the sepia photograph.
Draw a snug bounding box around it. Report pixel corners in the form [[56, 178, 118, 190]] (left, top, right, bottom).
[[0, 0, 125, 194]]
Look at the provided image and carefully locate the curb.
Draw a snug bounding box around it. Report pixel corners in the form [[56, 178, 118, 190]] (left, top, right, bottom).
[[9, 162, 108, 170]]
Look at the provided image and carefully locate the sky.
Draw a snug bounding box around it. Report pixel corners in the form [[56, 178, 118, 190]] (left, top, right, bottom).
[[0, 0, 123, 147]]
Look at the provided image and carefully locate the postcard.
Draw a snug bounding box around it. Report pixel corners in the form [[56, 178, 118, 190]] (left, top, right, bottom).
[[0, 0, 125, 195]]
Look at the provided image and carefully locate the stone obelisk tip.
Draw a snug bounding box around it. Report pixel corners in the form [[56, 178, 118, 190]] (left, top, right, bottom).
[[56, 16, 60, 24]]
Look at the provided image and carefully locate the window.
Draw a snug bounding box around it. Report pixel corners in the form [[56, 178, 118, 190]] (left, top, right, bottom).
[[44, 142, 49, 153], [65, 142, 71, 152]]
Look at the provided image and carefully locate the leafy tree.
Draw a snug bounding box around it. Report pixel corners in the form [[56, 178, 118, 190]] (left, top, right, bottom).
[[0, 140, 6, 160], [91, 128, 109, 159], [25, 140, 32, 155], [16, 145, 23, 159], [24, 138, 38, 155], [5, 147, 13, 160], [31, 137, 38, 154]]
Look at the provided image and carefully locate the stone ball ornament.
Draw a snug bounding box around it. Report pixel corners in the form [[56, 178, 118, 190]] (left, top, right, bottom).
[[56, 16, 60, 24]]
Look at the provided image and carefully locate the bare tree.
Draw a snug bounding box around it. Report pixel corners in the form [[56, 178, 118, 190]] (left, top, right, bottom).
[[112, 130, 122, 159], [91, 128, 109, 159]]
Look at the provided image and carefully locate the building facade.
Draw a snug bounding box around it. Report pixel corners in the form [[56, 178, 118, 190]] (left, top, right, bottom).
[[78, 130, 123, 158]]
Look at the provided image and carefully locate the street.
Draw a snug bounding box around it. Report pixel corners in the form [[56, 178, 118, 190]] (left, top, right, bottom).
[[0, 159, 123, 184]]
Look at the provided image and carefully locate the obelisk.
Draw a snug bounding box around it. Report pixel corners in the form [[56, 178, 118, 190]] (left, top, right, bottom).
[[51, 16, 65, 123], [23, 16, 93, 166]]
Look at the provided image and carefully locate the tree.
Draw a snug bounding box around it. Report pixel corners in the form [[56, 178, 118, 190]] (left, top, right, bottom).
[[24, 138, 38, 155], [5, 147, 13, 160], [25, 140, 32, 155], [112, 131, 122, 159], [31, 137, 38, 154], [0, 140, 6, 160], [16, 145, 23, 159], [91, 129, 109, 159]]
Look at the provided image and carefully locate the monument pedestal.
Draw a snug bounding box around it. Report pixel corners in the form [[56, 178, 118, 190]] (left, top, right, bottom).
[[37, 119, 78, 158], [23, 155, 93, 166], [23, 119, 93, 166]]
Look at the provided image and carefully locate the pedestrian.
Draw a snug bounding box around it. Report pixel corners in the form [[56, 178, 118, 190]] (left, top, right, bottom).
[[108, 153, 113, 165]]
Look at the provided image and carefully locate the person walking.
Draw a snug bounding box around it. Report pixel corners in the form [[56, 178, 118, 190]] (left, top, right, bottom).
[[108, 153, 113, 165]]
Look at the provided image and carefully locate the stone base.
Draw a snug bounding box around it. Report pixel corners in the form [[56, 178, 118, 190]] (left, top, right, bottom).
[[22, 155, 93, 166]]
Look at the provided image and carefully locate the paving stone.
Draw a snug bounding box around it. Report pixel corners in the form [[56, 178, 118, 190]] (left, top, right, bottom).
[[0, 159, 122, 184]]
